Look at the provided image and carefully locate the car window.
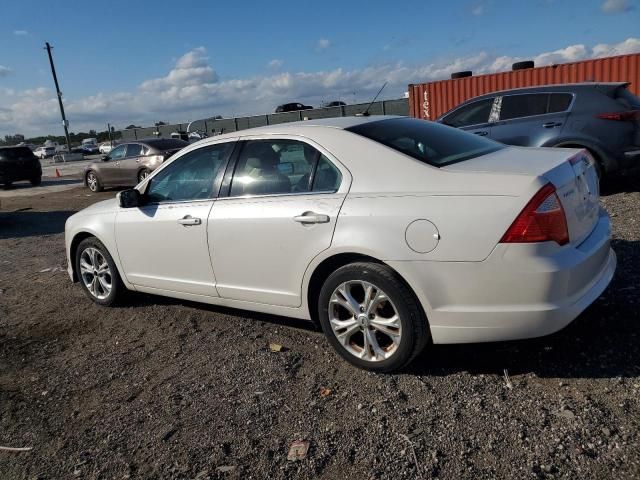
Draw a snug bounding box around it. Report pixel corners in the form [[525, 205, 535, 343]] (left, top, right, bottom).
[[230, 139, 338, 196], [146, 143, 234, 203], [313, 156, 342, 192], [347, 117, 504, 167], [442, 99, 493, 127], [500, 94, 548, 120], [109, 145, 127, 160], [548, 93, 573, 113], [126, 144, 143, 157]]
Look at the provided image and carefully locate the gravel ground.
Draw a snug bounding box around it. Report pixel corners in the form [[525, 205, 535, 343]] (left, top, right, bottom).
[[0, 178, 639, 479]]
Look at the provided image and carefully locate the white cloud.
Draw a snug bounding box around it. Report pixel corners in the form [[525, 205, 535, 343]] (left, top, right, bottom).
[[316, 38, 331, 51], [2, 38, 640, 137], [602, 0, 632, 13], [13, 30, 29, 36], [268, 59, 283, 69], [0, 66, 12, 77], [471, 4, 485, 15]]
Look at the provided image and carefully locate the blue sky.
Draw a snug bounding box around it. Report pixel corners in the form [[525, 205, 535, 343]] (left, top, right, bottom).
[[0, 0, 638, 137]]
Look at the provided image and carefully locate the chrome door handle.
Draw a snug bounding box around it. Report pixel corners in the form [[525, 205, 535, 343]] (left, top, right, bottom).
[[177, 215, 202, 226], [473, 131, 488, 136], [542, 122, 562, 128], [293, 212, 330, 224]]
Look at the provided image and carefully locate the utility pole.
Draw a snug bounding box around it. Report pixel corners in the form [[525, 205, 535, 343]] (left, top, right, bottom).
[[107, 123, 112, 147], [44, 42, 72, 154]]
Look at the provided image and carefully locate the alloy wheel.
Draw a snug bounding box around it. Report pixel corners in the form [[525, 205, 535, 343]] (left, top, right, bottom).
[[79, 247, 112, 300], [138, 170, 150, 182], [328, 280, 401, 362], [87, 172, 98, 192]]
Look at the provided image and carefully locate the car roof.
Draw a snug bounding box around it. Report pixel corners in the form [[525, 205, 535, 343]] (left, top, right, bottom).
[[467, 82, 629, 101]]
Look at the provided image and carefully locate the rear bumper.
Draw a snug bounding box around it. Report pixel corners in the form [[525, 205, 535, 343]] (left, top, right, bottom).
[[389, 208, 615, 344]]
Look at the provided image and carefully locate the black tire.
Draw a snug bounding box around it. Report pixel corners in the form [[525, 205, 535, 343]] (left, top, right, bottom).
[[512, 60, 534, 70], [86, 170, 103, 192], [451, 71, 472, 79], [30, 176, 42, 186], [75, 237, 125, 306], [3, 181, 12, 189], [317, 262, 429, 372], [138, 169, 151, 183]]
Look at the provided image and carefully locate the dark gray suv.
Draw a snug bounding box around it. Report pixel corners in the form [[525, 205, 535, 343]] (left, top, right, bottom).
[[437, 82, 640, 177]]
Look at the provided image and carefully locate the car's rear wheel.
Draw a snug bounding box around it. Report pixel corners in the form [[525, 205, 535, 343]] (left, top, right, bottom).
[[86, 171, 103, 192], [30, 176, 42, 186], [138, 169, 150, 183], [3, 180, 12, 189], [75, 237, 124, 306], [318, 262, 429, 372]]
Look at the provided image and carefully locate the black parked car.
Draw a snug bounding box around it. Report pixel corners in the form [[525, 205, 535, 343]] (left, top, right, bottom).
[[275, 102, 313, 113], [437, 82, 640, 178], [0, 146, 42, 188], [324, 101, 346, 107]]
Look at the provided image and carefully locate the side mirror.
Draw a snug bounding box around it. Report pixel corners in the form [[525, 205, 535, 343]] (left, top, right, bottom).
[[117, 189, 142, 208]]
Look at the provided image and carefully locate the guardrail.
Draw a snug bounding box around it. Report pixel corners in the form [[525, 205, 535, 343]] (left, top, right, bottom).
[[117, 98, 409, 141]]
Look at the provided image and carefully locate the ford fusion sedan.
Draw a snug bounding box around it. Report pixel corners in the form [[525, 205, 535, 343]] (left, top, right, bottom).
[[84, 138, 188, 192], [65, 116, 615, 372]]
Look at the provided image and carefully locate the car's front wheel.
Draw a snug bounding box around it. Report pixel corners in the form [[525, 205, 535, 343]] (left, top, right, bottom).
[[75, 237, 124, 306], [138, 169, 150, 183], [86, 170, 103, 192], [318, 262, 429, 372], [30, 176, 42, 186]]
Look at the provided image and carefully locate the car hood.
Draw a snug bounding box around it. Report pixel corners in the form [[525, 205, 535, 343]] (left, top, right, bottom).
[[75, 197, 118, 217]]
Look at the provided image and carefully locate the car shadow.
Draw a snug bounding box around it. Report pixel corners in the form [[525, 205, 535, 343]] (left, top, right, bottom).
[[2, 179, 81, 190], [0, 210, 75, 239], [600, 172, 640, 196]]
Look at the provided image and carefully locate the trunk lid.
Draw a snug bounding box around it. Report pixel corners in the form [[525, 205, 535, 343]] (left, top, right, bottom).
[[444, 146, 600, 246]]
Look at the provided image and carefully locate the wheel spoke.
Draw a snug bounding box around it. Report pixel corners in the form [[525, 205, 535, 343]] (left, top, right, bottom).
[[366, 290, 388, 315], [79, 259, 93, 275], [330, 319, 360, 346], [364, 329, 386, 360], [330, 283, 360, 316], [97, 275, 111, 293]]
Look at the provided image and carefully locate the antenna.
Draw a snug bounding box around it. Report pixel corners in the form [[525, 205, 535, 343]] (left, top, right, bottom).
[[358, 82, 387, 116]]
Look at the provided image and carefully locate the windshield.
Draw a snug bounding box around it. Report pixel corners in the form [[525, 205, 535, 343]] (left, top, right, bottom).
[[346, 117, 504, 167]]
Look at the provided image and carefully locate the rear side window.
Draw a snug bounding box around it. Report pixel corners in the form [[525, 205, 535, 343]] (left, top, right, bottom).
[[442, 99, 493, 127], [126, 144, 143, 157], [500, 94, 548, 120], [347, 117, 504, 167], [548, 93, 573, 113]]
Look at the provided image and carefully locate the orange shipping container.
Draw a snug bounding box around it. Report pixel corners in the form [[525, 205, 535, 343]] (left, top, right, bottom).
[[409, 53, 640, 121]]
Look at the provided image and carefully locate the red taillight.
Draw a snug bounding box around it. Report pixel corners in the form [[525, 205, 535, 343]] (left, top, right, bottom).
[[596, 110, 640, 122], [500, 183, 569, 246]]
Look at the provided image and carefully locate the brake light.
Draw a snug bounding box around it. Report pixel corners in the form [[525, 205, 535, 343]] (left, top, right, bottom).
[[500, 183, 569, 246], [596, 110, 640, 121]]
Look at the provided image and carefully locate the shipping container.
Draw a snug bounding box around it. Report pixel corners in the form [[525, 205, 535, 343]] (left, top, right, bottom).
[[409, 53, 640, 121]]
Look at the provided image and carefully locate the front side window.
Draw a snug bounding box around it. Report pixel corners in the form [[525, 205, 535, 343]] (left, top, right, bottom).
[[500, 94, 548, 120], [347, 117, 504, 167], [109, 144, 127, 160], [229, 139, 341, 196], [442, 99, 493, 128], [146, 142, 234, 203]]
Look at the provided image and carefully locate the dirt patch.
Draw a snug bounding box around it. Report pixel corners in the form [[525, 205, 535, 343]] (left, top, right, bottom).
[[1, 181, 639, 479]]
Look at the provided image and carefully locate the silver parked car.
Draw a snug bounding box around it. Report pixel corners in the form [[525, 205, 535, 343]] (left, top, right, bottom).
[[437, 82, 640, 178], [84, 139, 189, 192], [65, 116, 615, 372]]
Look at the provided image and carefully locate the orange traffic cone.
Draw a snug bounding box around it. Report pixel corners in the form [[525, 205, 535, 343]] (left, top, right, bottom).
[[55, 168, 61, 178]]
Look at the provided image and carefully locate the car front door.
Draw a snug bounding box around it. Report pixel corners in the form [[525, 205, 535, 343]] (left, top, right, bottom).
[[490, 93, 571, 146], [208, 137, 350, 307], [440, 98, 495, 138], [117, 143, 145, 185], [98, 144, 127, 186], [114, 141, 236, 296]]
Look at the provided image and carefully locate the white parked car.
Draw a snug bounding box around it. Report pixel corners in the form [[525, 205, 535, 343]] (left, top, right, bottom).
[[34, 146, 56, 159], [64, 116, 615, 372], [99, 142, 113, 154]]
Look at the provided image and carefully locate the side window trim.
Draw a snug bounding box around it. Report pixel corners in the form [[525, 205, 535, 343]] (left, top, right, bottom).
[[142, 141, 237, 205]]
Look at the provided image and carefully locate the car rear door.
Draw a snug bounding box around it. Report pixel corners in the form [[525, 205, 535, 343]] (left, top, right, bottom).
[[208, 137, 350, 307], [115, 141, 236, 296], [99, 144, 127, 186], [490, 93, 571, 147], [117, 143, 145, 185]]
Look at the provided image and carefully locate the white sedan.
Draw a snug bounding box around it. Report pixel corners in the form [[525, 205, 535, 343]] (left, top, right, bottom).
[[64, 116, 615, 372], [98, 142, 113, 154]]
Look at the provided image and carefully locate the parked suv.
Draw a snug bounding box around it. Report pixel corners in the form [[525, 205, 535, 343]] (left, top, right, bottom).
[[84, 139, 188, 192], [437, 82, 640, 177], [0, 146, 42, 188]]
